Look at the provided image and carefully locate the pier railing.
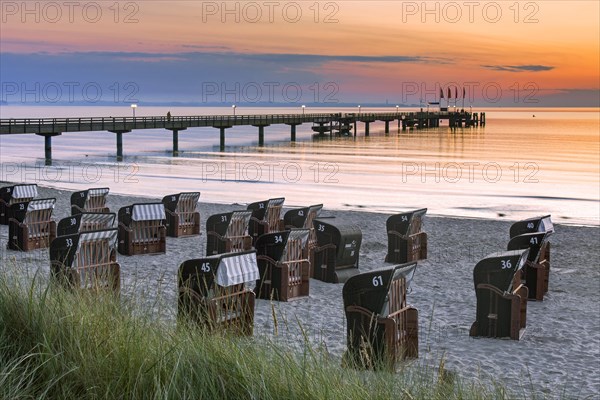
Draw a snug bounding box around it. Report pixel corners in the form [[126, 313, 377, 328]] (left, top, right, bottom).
[[0, 112, 453, 135], [0, 110, 484, 164]]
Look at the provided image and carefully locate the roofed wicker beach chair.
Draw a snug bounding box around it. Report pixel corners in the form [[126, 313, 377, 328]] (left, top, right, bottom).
[[508, 215, 554, 300], [470, 249, 529, 340], [71, 188, 110, 215], [254, 229, 310, 301], [178, 250, 259, 335], [507, 231, 553, 301], [57, 212, 116, 236], [283, 204, 323, 275], [0, 184, 38, 225], [385, 208, 427, 264], [117, 203, 166, 256], [312, 218, 362, 283], [205, 211, 253, 256], [162, 192, 201, 237], [8, 198, 57, 251], [247, 197, 285, 244], [342, 262, 418, 370], [50, 228, 120, 292], [283, 204, 323, 231]]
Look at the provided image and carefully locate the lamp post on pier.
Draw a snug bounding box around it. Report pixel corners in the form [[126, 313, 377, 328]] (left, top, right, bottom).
[[232, 104, 236, 116], [302, 105, 305, 115], [130, 103, 137, 118]]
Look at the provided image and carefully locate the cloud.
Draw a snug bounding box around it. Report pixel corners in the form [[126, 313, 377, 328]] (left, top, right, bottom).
[[8, 50, 441, 65], [0, 51, 447, 102], [237, 53, 436, 64], [180, 44, 232, 51], [482, 64, 555, 72]]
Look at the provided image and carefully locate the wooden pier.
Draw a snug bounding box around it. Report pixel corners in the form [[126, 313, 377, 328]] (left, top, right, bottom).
[[0, 110, 485, 164]]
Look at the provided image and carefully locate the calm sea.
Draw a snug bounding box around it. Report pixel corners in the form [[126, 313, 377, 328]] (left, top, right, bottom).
[[1, 106, 598, 226]]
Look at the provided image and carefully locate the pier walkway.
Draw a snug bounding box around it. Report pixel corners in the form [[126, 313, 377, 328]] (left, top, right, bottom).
[[0, 110, 485, 163]]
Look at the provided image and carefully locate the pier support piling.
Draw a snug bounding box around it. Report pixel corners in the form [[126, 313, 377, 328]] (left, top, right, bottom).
[[365, 122, 370, 136], [116, 132, 123, 159], [384, 121, 389, 134], [167, 128, 186, 156], [286, 123, 300, 142], [109, 130, 131, 161], [173, 130, 178, 153], [252, 124, 270, 146], [36, 132, 61, 166], [44, 135, 52, 163], [213, 126, 231, 152]]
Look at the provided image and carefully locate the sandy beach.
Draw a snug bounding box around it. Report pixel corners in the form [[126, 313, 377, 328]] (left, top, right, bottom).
[[1, 182, 598, 399]]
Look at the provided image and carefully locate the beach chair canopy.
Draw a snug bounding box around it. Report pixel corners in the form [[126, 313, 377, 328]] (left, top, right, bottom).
[[50, 228, 118, 269], [1, 184, 38, 202], [225, 211, 253, 236], [71, 187, 110, 209], [386, 208, 427, 236], [284, 229, 310, 256], [255, 231, 291, 262], [10, 198, 56, 223], [179, 250, 259, 295], [343, 262, 417, 316], [313, 218, 362, 266], [206, 211, 252, 237], [179, 255, 221, 297], [57, 212, 116, 236], [509, 215, 554, 238], [247, 197, 285, 221], [162, 192, 200, 213], [255, 229, 310, 261], [473, 249, 529, 293], [118, 203, 166, 225], [507, 231, 551, 263], [283, 204, 323, 228]]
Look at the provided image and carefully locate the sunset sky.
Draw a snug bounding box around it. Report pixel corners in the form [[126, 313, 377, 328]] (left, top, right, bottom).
[[1, 1, 599, 106]]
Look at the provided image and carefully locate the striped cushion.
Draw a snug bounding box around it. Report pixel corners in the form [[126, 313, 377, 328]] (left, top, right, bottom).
[[81, 213, 115, 227], [13, 184, 38, 199], [131, 203, 165, 221], [215, 252, 259, 287], [78, 229, 118, 248], [27, 198, 55, 211], [88, 188, 109, 197]]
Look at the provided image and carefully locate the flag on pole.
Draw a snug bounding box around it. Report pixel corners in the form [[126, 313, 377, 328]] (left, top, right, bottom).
[[463, 87, 466, 98], [440, 87, 444, 99], [447, 87, 452, 99], [455, 87, 458, 99]]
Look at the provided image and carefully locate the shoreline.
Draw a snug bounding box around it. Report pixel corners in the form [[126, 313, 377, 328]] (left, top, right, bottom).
[[3, 180, 599, 228], [0, 183, 599, 398]]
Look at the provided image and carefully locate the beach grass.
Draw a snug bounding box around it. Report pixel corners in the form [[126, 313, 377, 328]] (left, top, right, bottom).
[[0, 267, 513, 400]]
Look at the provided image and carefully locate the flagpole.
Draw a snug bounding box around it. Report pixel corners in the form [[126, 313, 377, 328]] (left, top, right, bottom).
[[454, 87, 458, 110]]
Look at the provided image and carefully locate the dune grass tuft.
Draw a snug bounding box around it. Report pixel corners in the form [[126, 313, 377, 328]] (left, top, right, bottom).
[[0, 269, 512, 400]]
